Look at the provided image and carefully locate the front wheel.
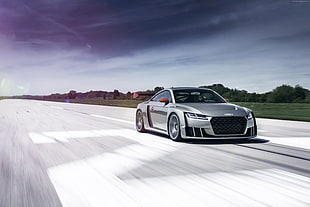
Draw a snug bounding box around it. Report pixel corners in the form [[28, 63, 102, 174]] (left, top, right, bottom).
[[168, 114, 183, 142], [136, 110, 146, 132]]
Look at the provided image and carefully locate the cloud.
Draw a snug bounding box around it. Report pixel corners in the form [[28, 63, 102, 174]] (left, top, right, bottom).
[[0, 0, 309, 95]]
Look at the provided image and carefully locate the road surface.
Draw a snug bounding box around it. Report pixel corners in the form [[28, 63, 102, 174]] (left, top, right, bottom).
[[0, 99, 309, 207]]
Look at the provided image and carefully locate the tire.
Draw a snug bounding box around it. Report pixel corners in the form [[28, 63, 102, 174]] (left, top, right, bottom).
[[168, 114, 183, 142], [136, 110, 146, 132], [252, 112, 258, 137], [253, 120, 258, 137]]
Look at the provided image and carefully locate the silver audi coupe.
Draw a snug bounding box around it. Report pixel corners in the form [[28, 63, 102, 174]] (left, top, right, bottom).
[[136, 87, 257, 141]]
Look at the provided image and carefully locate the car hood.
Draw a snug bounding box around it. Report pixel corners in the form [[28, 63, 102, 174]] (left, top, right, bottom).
[[176, 103, 249, 117]]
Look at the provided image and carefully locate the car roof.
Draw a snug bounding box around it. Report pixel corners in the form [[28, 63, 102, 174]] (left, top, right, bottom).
[[167, 87, 212, 91]]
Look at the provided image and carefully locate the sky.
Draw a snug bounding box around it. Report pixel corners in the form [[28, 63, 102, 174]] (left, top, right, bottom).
[[0, 0, 309, 96]]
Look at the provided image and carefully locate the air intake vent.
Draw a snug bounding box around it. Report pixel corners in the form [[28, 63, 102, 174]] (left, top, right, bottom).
[[211, 117, 247, 135]]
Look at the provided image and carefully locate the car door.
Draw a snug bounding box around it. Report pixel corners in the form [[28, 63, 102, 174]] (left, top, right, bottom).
[[148, 90, 172, 131]]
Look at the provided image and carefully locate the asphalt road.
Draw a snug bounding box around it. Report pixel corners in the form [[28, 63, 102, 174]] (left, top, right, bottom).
[[0, 99, 309, 207]]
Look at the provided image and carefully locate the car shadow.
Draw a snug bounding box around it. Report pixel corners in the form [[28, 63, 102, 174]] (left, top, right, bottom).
[[146, 131, 269, 145], [183, 138, 269, 145], [147, 131, 171, 139]]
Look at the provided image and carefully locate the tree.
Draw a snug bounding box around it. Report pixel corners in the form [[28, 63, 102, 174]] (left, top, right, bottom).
[[113, 89, 120, 98], [68, 90, 77, 99], [200, 84, 230, 95], [294, 85, 307, 103], [154, 87, 164, 93], [267, 85, 295, 103]]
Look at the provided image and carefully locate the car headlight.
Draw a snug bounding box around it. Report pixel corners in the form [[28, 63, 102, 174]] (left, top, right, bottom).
[[185, 112, 209, 120], [246, 112, 253, 120]]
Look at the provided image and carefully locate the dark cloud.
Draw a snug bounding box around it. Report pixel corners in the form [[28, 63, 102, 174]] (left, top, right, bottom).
[[2, 1, 309, 52], [1, 0, 288, 54], [2, 0, 310, 56]]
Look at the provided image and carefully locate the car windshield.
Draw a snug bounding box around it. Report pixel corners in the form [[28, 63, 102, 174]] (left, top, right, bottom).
[[173, 89, 226, 103]]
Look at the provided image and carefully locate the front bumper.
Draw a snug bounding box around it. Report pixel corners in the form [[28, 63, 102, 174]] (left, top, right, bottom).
[[181, 115, 257, 139]]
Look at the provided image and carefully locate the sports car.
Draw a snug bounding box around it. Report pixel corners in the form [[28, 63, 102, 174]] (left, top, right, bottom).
[[136, 87, 257, 141]]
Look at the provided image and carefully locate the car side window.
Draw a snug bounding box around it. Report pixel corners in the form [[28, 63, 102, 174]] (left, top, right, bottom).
[[151, 92, 164, 102], [151, 91, 172, 102], [162, 91, 172, 102]]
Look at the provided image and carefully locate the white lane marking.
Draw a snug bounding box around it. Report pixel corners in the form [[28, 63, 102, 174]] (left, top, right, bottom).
[[48, 160, 141, 207], [29, 133, 57, 144], [48, 130, 180, 207], [44, 129, 310, 206], [125, 169, 310, 207], [30, 128, 310, 151], [49, 158, 310, 207], [29, 129, 132, 144], [259, 136, 310, 150], [43, 130, 102, 143], [30, 127, 310, 152], [91, 114, 133, 124], [29, 128, 178, 148], [121, 129, 179, 149]]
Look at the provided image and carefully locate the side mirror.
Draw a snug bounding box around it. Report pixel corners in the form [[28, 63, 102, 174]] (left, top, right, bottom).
[[224, 98, 229, 102], [159, 98, 169, 104]]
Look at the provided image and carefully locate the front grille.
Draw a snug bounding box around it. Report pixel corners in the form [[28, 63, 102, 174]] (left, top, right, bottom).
[[211, 117, 247, 135]]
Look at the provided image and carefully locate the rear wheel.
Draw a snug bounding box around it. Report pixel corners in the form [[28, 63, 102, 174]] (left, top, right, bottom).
[[168, 114, 183, 141], [136, 110, 146, 132]]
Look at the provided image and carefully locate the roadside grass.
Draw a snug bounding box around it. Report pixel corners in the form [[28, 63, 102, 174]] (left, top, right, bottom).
[[71, 98, 141, 108], [46, 98, 142, 108], [233, 102, 310, 122]]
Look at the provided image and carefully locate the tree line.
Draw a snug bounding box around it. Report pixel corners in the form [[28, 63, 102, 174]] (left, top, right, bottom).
[[130, 84, 310, 103], [199, 84, 310, 103], [7, 84, 309, 104]]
